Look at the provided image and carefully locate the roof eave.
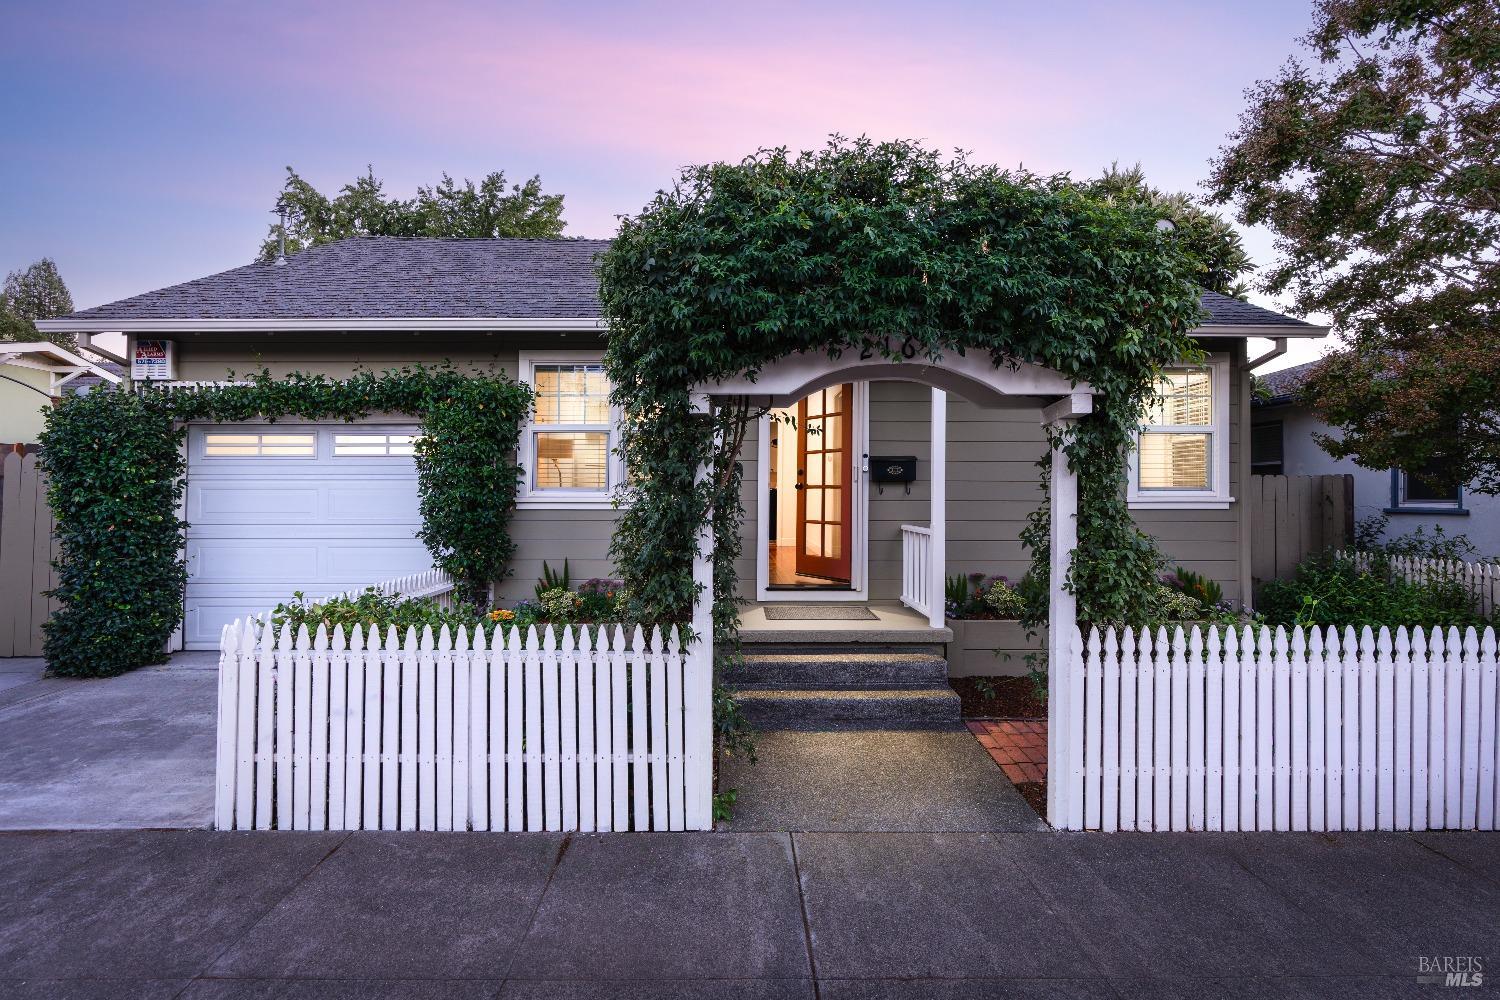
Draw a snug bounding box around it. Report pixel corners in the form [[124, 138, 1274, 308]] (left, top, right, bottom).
[[36, 317, 1328, 339], [1189, 323, 1329, 338], [36, 316, 607, 334]]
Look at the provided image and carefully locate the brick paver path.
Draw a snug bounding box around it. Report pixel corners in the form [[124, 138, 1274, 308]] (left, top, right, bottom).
[[967, 719, 1047, 783]]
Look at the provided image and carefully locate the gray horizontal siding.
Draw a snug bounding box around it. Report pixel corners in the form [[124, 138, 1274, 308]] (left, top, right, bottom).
[[172, 334, 1247, 609]]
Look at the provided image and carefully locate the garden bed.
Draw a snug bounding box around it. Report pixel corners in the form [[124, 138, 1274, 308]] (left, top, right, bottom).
[[949, 675, 1045, 719]]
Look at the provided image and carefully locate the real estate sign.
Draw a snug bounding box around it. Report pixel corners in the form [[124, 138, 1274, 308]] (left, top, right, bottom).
[[131, 339, 175, 380]]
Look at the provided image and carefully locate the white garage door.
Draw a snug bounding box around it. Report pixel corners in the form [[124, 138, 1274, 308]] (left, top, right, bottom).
[[183, 423, 430, 649]]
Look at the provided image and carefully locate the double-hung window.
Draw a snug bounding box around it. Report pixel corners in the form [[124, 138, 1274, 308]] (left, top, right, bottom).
[[1128, 355, 1232, 508], [518, 352, 621, 507]]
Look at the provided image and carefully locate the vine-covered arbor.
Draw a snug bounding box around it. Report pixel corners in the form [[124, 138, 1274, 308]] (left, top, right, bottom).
[[599, 139, 1209, 830], [600, 137, 1206, 639]]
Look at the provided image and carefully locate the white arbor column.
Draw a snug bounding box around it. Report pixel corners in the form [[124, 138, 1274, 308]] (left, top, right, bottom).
[[685, 454, 716, 830], [1041, 394, 1087, 830], [928, 388, 947, 629]]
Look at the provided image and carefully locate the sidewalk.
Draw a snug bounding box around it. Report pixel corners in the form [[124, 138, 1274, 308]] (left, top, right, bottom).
[[1, 828, 1494, 997]]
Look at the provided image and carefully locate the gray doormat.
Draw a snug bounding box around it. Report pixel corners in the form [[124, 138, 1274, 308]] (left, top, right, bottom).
[[763, 605, 878, 621]]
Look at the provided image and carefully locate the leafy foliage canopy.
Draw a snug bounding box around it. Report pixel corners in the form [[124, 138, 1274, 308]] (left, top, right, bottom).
[[1209, 0, 1500, 492], [599, 138, 1207, 643], [260, 166, 567, 261], [2, 258, 75, 348]]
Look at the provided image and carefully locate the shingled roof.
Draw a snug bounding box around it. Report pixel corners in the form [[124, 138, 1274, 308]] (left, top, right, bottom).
[[1255, 359, 1327, 404], [44, 237, 1321, 331], [61, 237, 612, 322]]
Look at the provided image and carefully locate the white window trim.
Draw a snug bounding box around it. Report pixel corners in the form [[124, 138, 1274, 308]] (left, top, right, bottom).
[[516, 351, 623, 510], [1128, 354, 1233, 510]]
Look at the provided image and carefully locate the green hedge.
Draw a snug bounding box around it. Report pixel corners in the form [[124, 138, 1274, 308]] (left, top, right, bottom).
[[38, 390, 187, 676], [39, 367, 532, 677]]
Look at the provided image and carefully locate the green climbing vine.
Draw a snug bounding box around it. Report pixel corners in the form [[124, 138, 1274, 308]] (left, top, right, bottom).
[[599, 137, 1206, 646], [39, 366, 532, 677]]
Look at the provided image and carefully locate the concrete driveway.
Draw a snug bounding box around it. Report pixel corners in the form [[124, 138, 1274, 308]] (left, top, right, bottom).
[[0, 653, 218, 829]]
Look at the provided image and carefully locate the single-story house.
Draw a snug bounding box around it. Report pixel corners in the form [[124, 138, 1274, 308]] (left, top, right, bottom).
[[0, 342, 122, 442], [39, 237, 1328, 654], [1252, 360, 1498, 560]]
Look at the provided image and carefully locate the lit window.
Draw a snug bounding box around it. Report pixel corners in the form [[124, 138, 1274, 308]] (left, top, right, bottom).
[[519, 355, 620, 503], [1129, 357, 1231, 508], [203, 432, 315, 457], [333, 433, 418, 457]]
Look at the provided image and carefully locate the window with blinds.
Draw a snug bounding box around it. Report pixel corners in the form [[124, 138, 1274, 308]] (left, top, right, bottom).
[[1128, 357, 1235, 510], [527, 361, 614, 494]]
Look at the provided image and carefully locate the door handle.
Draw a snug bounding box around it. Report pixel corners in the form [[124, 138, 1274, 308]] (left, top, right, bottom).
[[794, 483, 804, 491]]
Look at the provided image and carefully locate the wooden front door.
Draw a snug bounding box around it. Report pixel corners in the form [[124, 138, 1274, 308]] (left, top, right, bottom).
[[795, 384, 854, 582]]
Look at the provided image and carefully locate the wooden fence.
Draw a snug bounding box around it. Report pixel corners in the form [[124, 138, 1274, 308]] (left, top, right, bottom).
[[1051, 623, 1500, 832], [1249, 474, 1354, 588], [0, 448, 57, 657], [214, 617, 714, 832], [1340, 550, 1500, 619]]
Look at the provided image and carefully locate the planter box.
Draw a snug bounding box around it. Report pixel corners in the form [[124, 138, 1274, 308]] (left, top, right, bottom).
[[945, 619, 1043, 677]]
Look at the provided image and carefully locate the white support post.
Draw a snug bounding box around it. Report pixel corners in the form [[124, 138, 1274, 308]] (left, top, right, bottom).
[[1044, 413, 1081, 829], [929, 388, 947, 629], [684, 443, 717, 830]]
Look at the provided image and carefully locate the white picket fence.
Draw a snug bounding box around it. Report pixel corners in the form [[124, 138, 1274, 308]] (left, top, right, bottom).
[[1052, 623, 1500, 832], [315, 567, 459, 609], [213, 617, 713, 832], [1339, 550, 1499, 618]]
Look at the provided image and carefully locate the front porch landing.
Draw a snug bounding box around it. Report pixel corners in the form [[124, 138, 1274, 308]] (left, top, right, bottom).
[[738, 604, 952, 645]]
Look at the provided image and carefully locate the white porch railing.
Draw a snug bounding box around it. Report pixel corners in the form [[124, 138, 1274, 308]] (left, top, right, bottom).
[[213, 618, 714, 832], [899, 524, 935, 619], [1052, 623, 1500, 832], [1338, 550, 1499, 618]]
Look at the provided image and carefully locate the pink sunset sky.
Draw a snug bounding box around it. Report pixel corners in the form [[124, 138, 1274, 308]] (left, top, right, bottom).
[[2, 0, 1328, 369]]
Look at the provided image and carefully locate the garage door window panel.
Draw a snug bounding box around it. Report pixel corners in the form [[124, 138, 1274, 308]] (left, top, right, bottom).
[[203, 432, 316, 458], [334, 433, 418, 457]]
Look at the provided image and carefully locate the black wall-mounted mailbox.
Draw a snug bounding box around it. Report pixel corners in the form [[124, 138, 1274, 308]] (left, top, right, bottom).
[[869, 455, 917, 494]]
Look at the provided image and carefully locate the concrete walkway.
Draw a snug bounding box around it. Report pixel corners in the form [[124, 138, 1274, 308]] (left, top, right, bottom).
[[722, 727, 1045, 832], [1, 828, 1495, 997], [0, 653, 218, 830]]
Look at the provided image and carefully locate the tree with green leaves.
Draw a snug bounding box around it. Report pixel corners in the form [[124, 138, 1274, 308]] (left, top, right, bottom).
[[1085, 163, 1253, 298], [259, 167, 568, 261], [1209, 0, 1500, 494], [2, 258, 76, 348]]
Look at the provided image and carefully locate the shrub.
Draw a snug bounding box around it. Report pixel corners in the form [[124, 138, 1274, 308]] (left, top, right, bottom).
[[1258, 553, 1487, 628], [945, 572, 1026, 620], [38, 390, 187, 677], [1354, 515, 1480, 562], [1161, 565, 1223, 606], [266, 588, 483, 638]]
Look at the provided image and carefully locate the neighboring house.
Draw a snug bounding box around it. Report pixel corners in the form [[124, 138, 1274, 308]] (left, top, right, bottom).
[[0, 342, 122, 442], [1252, 360, 1499, 559], [38, 237, 1326, 649]]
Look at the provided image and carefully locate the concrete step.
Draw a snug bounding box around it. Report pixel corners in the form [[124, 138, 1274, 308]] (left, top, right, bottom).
[[736, 685, 962, 728], [730, 651, 948, 689]]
